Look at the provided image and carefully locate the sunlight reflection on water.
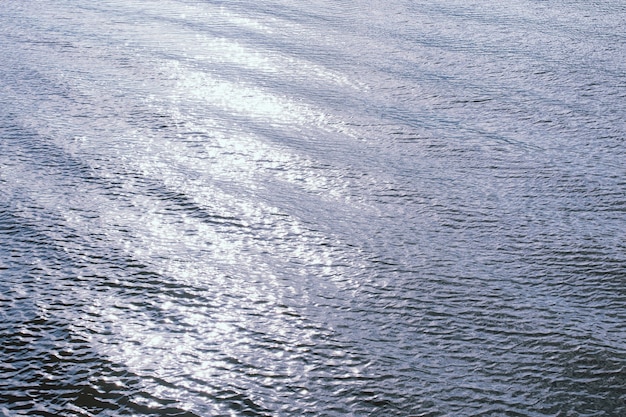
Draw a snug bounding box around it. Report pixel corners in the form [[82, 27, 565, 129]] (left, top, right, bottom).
[[1, 0, 625, 416]]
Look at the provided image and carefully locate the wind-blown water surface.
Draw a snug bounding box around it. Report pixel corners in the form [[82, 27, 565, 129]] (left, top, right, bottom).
[[1, 1, 625, 416]]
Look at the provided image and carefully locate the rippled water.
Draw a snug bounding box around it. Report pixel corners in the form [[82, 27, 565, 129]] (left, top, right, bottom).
[[1, 1, 625, 416]]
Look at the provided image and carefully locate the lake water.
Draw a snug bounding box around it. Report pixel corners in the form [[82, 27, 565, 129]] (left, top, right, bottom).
[[1, 1, 625, 416]]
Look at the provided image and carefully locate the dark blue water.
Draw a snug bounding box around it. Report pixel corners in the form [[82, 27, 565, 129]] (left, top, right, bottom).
[[1, 1, 625, 416]]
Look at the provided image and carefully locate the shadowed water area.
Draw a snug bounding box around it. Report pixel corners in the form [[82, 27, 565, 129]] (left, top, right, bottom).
[[1, 1, 625, 416]]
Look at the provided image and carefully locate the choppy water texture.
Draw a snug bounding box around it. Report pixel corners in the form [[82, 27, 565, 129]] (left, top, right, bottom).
[[1, 1, 625, 416]]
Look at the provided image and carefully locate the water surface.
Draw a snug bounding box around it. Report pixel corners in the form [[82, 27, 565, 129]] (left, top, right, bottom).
[[1, 1, 625, 416]]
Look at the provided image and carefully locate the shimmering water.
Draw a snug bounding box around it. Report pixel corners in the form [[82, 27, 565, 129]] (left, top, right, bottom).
[[1, 1, 625, 416]]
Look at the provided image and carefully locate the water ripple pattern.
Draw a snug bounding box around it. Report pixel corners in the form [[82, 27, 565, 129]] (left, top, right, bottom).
[[1, 0, 625, 416]]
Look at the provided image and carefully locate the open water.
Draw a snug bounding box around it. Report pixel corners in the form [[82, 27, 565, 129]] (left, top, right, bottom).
[[1, 1, 625, 416]]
